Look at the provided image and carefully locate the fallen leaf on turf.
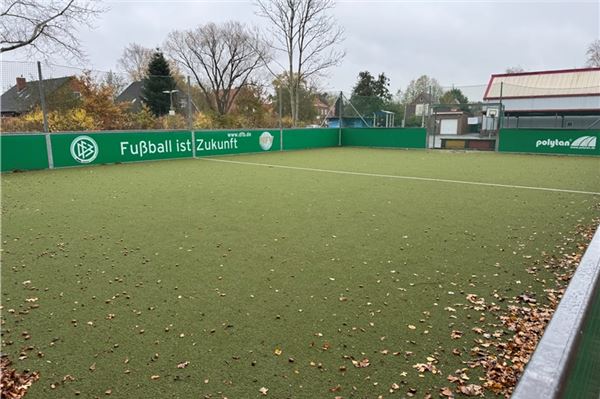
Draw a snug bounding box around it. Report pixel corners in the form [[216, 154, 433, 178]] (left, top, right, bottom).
[[259, 387, 269, 395], [451, 330, 463, 339], [408, 325, 416, 330], [351, 358, 370, 368], [440, 387, 454, 397], [329, 384, 342, 392], [0, 356, 40, 399], [459, 384, 483, 396], [150, 375, 160, 380], [89, 363, 96, 372], [466, 294, 484, 305], [177, 361, 189, 369], [273, 348, 282, 356]]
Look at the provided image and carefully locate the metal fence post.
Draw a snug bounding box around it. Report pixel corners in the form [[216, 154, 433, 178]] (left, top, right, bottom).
[[338, 91, 343, 146], [279, 84, 283, 151], [191, 130, 196, 158], [36, 61, 49, 133], [44, 133, 54, 169], [496, 82, 504, 152]]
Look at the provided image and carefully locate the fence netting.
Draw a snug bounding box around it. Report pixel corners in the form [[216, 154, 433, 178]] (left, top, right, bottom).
[[1, 61, 598, 133]]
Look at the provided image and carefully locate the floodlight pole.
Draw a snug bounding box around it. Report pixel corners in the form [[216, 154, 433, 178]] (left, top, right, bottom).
[[163, 89, 179, 114]]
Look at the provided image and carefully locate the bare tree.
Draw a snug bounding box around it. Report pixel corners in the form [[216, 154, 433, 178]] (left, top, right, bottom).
[[256, 0, 344, 126], [103, 70, 127, 98], [165, 21, 270, 116], [585, 39, 600, 67], [0, 0, 105, 59], [117, 42, 153, 81]]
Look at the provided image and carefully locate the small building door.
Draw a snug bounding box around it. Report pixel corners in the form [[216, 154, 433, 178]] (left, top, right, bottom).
[[440, 119, 458, 135]]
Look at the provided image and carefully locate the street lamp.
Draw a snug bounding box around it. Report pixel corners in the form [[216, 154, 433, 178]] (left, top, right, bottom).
[[162, 89, 179, 115]]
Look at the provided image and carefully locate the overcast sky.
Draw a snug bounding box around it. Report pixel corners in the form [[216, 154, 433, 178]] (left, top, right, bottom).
[[3, 0, 599, 99]]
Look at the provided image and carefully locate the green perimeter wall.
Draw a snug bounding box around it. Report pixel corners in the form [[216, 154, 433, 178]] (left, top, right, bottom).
[[283, 128, 339, 150], [342, 127, 427, 149], [1, 127, 426, 172], [499, 129, 600, 156], [1, 134, 49, 172]]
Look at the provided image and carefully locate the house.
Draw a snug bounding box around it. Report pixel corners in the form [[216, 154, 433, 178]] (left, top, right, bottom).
[[483, 67, 600, 129], [1, 76, 77, 116], [434, 110, 469, 135], [405, 92, 434, 119], [116, 81, 145, 112], [313, 97, 331, 120]]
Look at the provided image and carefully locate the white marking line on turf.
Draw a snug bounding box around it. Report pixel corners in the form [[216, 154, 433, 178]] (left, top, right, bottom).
[[201, 158, 600, 196]]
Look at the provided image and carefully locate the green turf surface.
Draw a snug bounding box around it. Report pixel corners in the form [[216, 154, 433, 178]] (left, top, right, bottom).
[[1, 148, 599, 398], [562, 284, 600, 399]]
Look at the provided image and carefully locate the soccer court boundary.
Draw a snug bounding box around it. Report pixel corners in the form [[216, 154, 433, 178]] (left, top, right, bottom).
[[200, 157, 600, 196]]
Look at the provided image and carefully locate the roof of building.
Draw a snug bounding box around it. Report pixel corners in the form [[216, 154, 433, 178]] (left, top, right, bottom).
[[116, 81, 143, 103], [484, 67, 600, 100], [116, 81, 144, 112], [1, 76, 74, 114]]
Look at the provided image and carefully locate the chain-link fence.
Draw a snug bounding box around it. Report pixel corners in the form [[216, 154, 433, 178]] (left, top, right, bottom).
[[2, 61, 598, 134], [0, 60, 344, 133]]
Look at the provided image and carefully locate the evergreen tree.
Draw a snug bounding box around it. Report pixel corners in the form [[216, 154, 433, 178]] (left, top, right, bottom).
[[350, 71, 392, 116], [142, 50, 176, 116]]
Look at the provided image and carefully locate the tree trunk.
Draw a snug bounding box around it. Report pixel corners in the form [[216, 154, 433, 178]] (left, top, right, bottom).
[[294, 81, 300, 126], [288, 75, 297, 127]]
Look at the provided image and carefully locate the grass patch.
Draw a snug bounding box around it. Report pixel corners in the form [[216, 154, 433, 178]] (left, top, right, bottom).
[[1, 148, 599, 398]]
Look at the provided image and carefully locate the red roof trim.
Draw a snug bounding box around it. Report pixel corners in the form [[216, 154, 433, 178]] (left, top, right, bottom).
[[490, 67, 600, 79], [484, 92, 600, 100], [503, 108, 600, 114], [483, 78, 494, 99]]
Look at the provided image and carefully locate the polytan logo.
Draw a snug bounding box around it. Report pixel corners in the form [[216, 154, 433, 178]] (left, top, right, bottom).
[[570, 136, 597, 150], [259, 131, 274, 151], [535, 136, 597, 150], [70, 135, 99, 163]]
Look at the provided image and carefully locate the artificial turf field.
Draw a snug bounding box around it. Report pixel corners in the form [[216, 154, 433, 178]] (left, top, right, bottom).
[[1, 147, 599, 398]]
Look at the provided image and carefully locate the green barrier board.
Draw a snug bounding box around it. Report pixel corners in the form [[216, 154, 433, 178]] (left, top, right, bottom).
[[51, 131, 193, 167], [1, 134, 49, 172], [194, 129, 280, 156], [282, 128, 338, 150], [50, 129, 281, 168], [342, 127, 426, 149], [499, 129, 600, 156]]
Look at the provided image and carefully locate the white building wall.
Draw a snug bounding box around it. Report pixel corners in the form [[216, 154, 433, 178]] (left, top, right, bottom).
[[495, 96, 600, 112]]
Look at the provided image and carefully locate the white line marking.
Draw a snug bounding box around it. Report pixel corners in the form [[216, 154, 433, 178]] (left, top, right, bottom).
[[200, 157, 600, 196]]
